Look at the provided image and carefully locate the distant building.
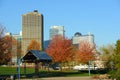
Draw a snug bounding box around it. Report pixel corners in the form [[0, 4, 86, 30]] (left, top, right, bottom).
[[49, 26, 65, 40], [22, 10, 44, 55], [5, 32, 22, 65], [12, 31, 22, 41], [72, 32, 94, 48], [5, 32, 12, 36], [44, 40, 50, 49]]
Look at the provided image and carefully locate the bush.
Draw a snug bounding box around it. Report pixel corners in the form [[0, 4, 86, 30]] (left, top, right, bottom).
[[108, 70, 120, 80], [79, 69, 109, 74]]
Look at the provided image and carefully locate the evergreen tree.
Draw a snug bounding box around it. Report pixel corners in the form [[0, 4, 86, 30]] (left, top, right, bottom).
[[113, 40, 120, 79]]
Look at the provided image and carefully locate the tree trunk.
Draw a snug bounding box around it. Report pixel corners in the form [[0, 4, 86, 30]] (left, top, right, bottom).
[[35, 60, 39, 76], [24, 62, 26, 75]]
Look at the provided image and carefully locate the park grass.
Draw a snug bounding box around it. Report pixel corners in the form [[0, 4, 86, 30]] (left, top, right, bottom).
[[0, 66, 97, 78], [0, 66, 17, 75], [0, 66, 35, 75]]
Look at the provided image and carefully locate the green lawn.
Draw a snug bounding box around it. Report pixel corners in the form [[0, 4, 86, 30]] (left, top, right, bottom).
[[0, 66, 99, 78], [0, 66, 34, 75]]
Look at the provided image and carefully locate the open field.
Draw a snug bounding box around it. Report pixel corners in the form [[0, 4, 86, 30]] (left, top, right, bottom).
[[0, 66, 111, 80]]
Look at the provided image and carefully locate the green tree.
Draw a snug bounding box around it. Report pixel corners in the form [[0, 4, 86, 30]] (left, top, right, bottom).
[[114, 40, 120, 69], [113, 40, 120, 79], [99, 44, 115, 69]]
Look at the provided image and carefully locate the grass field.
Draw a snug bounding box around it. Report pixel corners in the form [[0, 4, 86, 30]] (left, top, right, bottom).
[[0, 66, 34, 75], [0, 66, 102, 78]]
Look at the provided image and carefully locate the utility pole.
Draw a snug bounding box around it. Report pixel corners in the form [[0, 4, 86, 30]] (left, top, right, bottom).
[[88, 60, 91, 76], [18, 58, 20, 80]]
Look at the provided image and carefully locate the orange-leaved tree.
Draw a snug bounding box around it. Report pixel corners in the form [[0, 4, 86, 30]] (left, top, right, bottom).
[[27, 40, 41, 51], [0, 35, 12, 65], [46, 35, 74, 64], [75, 40, 95, 64], [0, 24, 13, 65]]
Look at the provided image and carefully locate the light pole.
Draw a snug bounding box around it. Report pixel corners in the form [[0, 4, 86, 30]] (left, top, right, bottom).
[[88, 60, 91, 76], [18, 58, 20, 80], [17, 39, 21, 80]]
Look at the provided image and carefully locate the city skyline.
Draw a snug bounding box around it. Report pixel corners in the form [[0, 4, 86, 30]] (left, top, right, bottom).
[[0, 0, 120, 47]]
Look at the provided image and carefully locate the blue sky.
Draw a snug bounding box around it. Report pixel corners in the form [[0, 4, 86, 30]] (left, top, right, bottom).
[[0, 0, 120, 47]]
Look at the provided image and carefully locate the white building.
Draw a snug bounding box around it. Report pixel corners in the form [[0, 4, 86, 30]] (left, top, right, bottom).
[[72, 32, 95, 48], [5, 32, 22, 65], [49, 26, 65, 40]]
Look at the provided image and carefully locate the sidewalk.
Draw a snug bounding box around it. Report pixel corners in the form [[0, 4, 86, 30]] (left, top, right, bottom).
[[19, 77, 94, 80], [41, 77, 92, 80]]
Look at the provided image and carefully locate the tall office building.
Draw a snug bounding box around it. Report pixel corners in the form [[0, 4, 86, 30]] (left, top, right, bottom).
[[50, 26, 65, 40], [22, 10, 43, 55]]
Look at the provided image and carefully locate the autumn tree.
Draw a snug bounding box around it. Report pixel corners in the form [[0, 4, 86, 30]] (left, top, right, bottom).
[[11, 37, 22, 59], [75, 40, 95, 64], [27, 40, 41, 51], [0, 25, 12, 65], [99, 44, 115, 69], [46, 35, 74, 67]]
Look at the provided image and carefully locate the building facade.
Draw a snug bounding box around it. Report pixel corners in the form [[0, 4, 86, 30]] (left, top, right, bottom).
[[49, 26, 65, 40], [22, 10, 43, 55], [72, 32, 94, 48], [5, 32, 22, 65]]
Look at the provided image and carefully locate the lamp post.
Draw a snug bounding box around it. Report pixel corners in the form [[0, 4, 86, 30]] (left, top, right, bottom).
[[88, 60, 91, 76], [18, 58, 20, 80], [17, 38, 21, 80]]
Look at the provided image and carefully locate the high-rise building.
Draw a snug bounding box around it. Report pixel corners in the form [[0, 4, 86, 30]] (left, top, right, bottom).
[[49, 26, 64, 40], [22, 10, 43, 55]]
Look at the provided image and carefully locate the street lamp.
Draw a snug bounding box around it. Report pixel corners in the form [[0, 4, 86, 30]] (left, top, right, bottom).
[[88, 60, 90, 76]]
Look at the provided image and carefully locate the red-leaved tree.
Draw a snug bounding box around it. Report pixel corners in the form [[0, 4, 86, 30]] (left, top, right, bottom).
[[46, 35, 74, 64], [0, 24, 14, 65], [0, 35, 12, 65], [75, 40, 95, 64]]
